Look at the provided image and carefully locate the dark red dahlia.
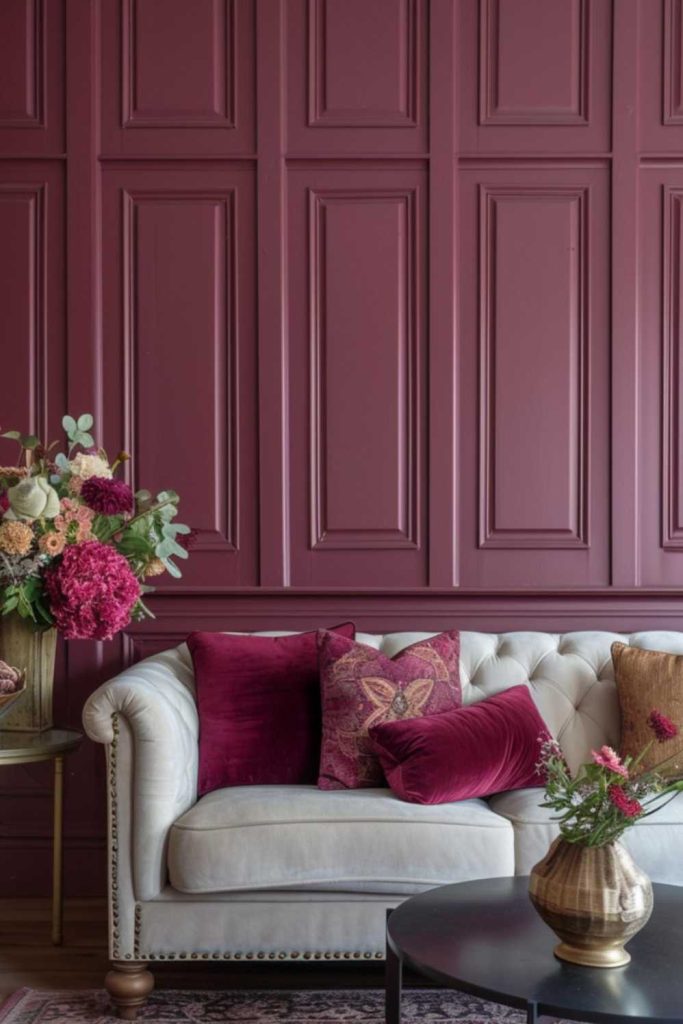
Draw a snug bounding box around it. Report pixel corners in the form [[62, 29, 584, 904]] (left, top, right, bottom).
[[81, 476, 134, 516], [648, 709, 679, 743]]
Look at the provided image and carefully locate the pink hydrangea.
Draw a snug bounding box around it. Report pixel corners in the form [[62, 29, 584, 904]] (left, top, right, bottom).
[[44, 540, 139, 640], [591, 745, 629, 778]]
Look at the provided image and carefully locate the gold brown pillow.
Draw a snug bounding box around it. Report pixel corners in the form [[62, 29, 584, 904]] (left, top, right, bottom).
[[612, 642, 683, 779]]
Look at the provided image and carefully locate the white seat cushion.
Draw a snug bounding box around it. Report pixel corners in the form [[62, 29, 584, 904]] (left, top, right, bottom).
[[490, 787, 683, 883], [168, 784, 514, 894]]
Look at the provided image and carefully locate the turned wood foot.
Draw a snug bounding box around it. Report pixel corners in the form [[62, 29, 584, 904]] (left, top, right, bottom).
[[105, 961, 154, 1019]]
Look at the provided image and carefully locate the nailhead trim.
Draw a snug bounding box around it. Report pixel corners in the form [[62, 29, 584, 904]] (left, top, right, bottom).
[[126, 946, 387, 962], [109, 713, 121, 960]]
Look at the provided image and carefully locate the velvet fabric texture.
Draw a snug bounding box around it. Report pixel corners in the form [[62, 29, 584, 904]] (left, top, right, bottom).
[[613, 642, 683, 780], [188, 624, 355, 795], [368, 685, 549, 804], [317, 630, 461, 790]]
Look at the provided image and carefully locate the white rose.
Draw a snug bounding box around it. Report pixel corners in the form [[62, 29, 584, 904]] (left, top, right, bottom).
[[68, 453, 112, 481], [5, 477, 60, 520]]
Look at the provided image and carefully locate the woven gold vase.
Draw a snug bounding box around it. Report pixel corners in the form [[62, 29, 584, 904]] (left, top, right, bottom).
[[529, 836, 653, 967], [0, 614, 57, 732]]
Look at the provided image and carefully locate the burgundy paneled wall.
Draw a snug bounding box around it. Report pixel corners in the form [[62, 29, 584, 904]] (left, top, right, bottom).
[[0, 0, 680, 895]]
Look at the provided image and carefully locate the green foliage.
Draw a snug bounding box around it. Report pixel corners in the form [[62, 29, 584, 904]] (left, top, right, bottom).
[[62, 413, 95, 452], [1, 577, 53, 629], [539, 737, 683, 847], [1, 430, 40, 449]]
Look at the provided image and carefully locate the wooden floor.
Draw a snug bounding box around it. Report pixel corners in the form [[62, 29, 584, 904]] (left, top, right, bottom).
[[0, 899, 389, 1002]]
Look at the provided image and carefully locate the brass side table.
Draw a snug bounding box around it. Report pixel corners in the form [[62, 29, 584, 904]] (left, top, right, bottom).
[[0, 728, 82, 944]]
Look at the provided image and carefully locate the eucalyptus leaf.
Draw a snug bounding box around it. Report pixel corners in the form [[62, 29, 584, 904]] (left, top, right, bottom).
[[54, 453, 69, 469], [171, 522, 191, 535], [62, 415, 77, 435], [156, 490, 179, 505], [166, 539, 189, 559], [161, 557, 182, 579], [77, 413, 94, 431]]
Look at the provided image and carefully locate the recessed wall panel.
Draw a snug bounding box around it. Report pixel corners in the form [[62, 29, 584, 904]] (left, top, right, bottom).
[[0, 0, 64, 154], [101, 166, 258, 587], [480, 186, 588, 548], [288, 166, 427, 586], [101, 0, 254, 155], [637, 170, 683, 583], [458, 0, 611, 153], [458, 166, 609, 587], [0, 164, 65, 455], [287, 0, 427, 154]]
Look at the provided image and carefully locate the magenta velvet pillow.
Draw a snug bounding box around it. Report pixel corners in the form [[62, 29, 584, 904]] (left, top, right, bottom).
[[368, 685, 549, 804], [317, 630, 461, 790], [188, 624, 355, 795]]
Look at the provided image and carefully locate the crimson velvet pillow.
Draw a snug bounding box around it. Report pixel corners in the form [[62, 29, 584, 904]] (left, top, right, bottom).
[[317, 629, 461, 790], [368, 685, 549, 804], [188, 624, 355, 795]]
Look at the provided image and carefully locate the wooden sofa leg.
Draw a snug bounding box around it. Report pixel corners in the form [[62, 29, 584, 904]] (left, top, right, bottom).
[[105, 961, 155, 1019]]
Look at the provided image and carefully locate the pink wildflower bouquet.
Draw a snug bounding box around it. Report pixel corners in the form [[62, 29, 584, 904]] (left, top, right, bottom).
[[0, 414, 190, 640], [538, 710, 683, 846]]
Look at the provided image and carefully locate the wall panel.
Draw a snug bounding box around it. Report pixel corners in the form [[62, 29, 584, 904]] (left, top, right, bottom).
[[640, 0, 683, 152], [0, 0, 65, 155], [100, 164, 258, 588], [287, 165, 427, 586], [458, 0, 612, 153], [458, 165, 610, 587], [287, 0, 428, 154], [100, 0, 255, 155], [637, 168, 683, 583]]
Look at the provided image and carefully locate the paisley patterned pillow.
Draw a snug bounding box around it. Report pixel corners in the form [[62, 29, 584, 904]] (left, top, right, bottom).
[[317, 630, 461, 790]]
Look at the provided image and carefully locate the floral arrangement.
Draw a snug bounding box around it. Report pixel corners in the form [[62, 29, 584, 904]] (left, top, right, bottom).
[[538, 710, 683, 847], [0, 414, 190, 640]]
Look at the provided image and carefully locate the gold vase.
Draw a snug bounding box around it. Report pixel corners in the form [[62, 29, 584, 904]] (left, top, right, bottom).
[[529, 836, 653, 967], [0, 613, 57, 731]]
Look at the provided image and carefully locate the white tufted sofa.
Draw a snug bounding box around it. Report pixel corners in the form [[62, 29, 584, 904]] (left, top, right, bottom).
[[83, 630, 683, 1016]]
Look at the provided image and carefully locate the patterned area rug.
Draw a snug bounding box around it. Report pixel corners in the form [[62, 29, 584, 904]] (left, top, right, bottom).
[[0, 988, 536, 1024]]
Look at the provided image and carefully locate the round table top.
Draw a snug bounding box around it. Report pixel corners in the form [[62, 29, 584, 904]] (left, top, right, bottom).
[[0, 728, 82, 764], [387, 876, 683, 1024]]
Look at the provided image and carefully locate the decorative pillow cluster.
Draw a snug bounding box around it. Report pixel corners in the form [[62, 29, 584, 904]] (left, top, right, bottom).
[[368, 686, 550, 804], [317, 630, 462, 789], [188, 624, 354, 796], [189, 625, 550, 806]]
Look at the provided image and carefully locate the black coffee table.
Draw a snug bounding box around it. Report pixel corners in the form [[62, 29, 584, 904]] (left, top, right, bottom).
[[386, 877, 683, 1024]]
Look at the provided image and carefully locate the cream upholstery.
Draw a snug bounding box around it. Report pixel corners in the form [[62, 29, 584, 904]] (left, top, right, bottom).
[[168, 785, 513, 894], [490, 787, 683, 884], [83, 629, 683, 963]]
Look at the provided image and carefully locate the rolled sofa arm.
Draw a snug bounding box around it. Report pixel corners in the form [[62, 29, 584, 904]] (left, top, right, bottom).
[[83, 643, 199, 904]]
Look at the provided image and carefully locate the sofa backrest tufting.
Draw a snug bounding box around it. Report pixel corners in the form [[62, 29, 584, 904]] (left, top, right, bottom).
[[172, 629, 683, 776], [355, 630, 683, 774]]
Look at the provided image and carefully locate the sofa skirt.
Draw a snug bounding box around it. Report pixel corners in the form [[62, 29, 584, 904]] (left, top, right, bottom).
[[131, 888, 402, 962]]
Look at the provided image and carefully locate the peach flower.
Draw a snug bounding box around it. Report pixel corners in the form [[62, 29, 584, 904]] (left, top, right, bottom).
[[39, 532, 66, 556], [0, 520, 34, 556]]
